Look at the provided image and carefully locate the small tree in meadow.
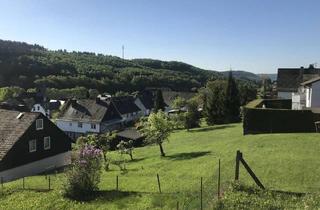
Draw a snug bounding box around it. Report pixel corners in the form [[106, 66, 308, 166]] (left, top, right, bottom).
[[64, 144, 102, 200], [140, 111, 173, 157], [117, 140, 134, 161]]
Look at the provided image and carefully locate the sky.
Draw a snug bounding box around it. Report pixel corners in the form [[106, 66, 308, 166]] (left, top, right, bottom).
[[1, 0, 320, 73]]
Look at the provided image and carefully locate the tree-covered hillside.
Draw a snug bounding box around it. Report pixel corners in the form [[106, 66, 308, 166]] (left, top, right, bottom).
[[0, 39, 224, 93]]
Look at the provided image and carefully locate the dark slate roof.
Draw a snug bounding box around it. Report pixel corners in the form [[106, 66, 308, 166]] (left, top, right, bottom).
[[277, 69, 303, 92], [0, 109, 40, 160], [137, 90, 154, 110], [277, 66, 320, 92], [301, 76, 320, 86], [111, 96, 141, 115], [58, 99, 111, 123], [116, 127, 143, 140], [0, 98, 29, 112]]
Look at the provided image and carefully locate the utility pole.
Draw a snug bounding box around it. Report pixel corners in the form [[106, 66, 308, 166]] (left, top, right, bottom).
[[122, 45, 125, 59]]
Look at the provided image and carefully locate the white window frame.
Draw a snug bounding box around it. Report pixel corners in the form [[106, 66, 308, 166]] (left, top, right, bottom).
[[44, 136, 51, 150], [78, 122, 83, 128], [91, 123, 96, 129], [29, 139, 37, 153], [36, 119, 43, 130]]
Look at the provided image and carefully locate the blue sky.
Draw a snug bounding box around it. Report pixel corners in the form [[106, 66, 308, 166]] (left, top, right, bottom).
[[1, 0, 320, 73]]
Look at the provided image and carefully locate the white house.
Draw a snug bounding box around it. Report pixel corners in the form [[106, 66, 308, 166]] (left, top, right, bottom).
[[56, 99, 123, 140], [291, 77, 320, 110], [277, 65, 320, 99]]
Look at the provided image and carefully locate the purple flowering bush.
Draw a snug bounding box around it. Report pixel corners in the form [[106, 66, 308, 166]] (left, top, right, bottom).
[[64, 144, 102, 200]]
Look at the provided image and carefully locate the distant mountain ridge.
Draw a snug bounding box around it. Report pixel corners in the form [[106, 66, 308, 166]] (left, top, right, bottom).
[[0, 39, 260, 93]]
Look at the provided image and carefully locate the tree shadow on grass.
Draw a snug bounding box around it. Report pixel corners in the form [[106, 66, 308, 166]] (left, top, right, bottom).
[[166, 151, 211, 161], [189, 124, 235, 133]]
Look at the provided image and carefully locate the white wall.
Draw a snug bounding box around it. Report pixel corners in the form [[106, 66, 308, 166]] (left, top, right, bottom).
[[31, 104, 50, 117], [0, 151, 71, 182], [311, 81, 320, 107], [278, 92, 292, 99], [56, 120, 100, 134]]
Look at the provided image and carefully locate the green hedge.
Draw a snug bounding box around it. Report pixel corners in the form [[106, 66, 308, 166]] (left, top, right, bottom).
[[243, 108, 320, 134]]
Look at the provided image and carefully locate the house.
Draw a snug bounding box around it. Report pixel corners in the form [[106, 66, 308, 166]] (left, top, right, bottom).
[[277, 65, 320, 99], [0, 98, 29, 112], [134, 90, 154, 116], [29, 88, 50, 118], [0, 109, 72, 182], [56, 98, 123, 140], [292, 77, 320, 110], [110, 96, 143, 123]]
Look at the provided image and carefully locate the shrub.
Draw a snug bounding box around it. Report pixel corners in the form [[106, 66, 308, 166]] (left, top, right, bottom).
[[64, 144, 102, 200]]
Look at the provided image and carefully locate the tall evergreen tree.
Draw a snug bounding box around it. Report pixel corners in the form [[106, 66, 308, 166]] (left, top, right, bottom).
[[205, 80, 227, 125], [225, 71, 241, 123], [154, 89, 166, 111]]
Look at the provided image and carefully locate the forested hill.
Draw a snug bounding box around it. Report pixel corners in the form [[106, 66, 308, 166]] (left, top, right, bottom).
[[0, 39, 228, 93]]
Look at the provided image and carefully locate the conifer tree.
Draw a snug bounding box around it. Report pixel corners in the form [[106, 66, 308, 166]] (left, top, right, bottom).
[[154, 89, 166, 111], [225, 71, 241, 123]]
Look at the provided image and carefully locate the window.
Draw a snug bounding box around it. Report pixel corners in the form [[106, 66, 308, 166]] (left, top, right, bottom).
[[78, 122, 83, 128], [44, 136, 51, 150], [29, 140, 36, 152], [37, 106, 40, 111], [36, 119, 43, 130], [69, 122, 72, 126], [91, 123, 96, 129]]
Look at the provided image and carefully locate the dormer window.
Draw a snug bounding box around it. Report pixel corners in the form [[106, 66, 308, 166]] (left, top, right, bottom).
[[36, 119, 43, 130]]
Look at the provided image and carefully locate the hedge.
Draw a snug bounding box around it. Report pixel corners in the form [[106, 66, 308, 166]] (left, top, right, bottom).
[[243, 99, 320, 134]]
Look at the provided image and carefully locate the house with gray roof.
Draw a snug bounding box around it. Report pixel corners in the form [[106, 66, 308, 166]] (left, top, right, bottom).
[[277, 64, 320, 99], [56, 98, 123, 140], [0, 109, 71, 182]]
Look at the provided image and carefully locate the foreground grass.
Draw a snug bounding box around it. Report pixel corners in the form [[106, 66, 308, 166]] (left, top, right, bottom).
[[1, 123, 320, 209]]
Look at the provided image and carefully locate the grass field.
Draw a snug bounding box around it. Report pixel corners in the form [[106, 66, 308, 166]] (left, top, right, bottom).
[[1, 123, 320, 209]]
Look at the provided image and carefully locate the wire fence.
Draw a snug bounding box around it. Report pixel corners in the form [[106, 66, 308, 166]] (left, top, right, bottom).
[[0, 159, 226, 209]]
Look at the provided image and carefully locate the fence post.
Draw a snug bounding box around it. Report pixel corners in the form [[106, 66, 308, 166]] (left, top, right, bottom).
[[218, 159, 221, 199], [116, 175, 119, 191], [1, 177, 3, 192], [176, 201, 179, 210], [235, 150, 241, 180], [23, 177, 25, 189], [200, 177, 203, 210], [48, 175, 51, 190], [157, 174, 161, 193]]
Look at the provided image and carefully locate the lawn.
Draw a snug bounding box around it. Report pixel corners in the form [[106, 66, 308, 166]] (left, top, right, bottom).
[[1, 123, 320, 209]]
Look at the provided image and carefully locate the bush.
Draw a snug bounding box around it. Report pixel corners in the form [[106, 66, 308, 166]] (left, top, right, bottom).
[[64, 144, 102, 200]]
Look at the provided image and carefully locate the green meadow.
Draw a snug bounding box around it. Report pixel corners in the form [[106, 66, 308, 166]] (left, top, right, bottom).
[[1, 123, 320, 209]]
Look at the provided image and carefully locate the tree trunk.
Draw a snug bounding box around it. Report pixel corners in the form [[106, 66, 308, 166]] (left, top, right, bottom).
[[103, 153, 109, 171], [159, 143, 165, 157]]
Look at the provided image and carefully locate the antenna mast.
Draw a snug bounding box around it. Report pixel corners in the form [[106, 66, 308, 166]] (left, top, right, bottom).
[[122, 45, 125, 59]]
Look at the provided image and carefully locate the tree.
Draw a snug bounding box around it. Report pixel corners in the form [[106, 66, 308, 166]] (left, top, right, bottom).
[[154, 89, 166, 112], [140, 111, 173, 157], [225, 71, 241, 123], [184, 98, 201, 130], [117, 140, 134, 160], [172, 96, 187, 110], [204, 80, 227, 125]]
